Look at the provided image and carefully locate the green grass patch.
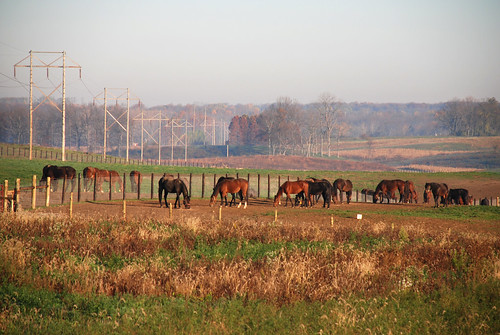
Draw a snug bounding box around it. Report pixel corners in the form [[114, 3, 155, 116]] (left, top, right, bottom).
[[2, 280, 498, 334]]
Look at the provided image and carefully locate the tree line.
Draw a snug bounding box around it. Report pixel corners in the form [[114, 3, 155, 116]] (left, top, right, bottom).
[[0, 95, 498, 158]]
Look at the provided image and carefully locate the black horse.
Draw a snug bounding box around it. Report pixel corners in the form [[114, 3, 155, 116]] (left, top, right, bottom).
[[40, 165, 76, 192], [158, 174, 191, 209]]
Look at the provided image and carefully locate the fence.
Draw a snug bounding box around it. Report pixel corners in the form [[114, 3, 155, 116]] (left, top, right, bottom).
[[2, 172, 499, 213], [0, 145, 228, 168]]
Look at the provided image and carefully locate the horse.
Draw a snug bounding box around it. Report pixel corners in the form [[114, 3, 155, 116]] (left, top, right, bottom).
[[214, 176, 237, 207], [210, 178, 249, 208], [295, 178, 331, 207], [273, 180, 310, 207], [332, 178, 353, 204], [447, 188, 472, 205], [480, 198, 489, 206], [424, 182, 449, 207], [95, 169, 123, 193], [307, 179, 332, 208], [129, 171, 143, 192], [82, 166, 98, 192], [373, 179, 405, 204], [158, 174, 190, 209], [40, 165, 76, 192], [403, 180, 418, 203]]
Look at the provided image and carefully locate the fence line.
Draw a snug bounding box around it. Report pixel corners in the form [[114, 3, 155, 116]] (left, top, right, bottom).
[[2, 172, 499, 212], [0, 145, 234, 169]]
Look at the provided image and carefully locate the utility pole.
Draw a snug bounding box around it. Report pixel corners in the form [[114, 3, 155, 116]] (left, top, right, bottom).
[[14, 51, 81, 161]]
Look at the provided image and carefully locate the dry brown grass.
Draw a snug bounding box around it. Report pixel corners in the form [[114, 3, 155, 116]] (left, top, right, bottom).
[[1, 211, 498, 305]]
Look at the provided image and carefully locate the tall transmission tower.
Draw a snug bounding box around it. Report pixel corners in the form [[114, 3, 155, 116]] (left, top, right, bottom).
[[93, 88, 140, 162], [14, 51, 82, 161]]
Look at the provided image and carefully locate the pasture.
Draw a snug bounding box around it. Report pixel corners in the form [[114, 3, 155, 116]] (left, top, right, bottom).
[[1, 146, 499, 334], [1, 197, 499, 333]]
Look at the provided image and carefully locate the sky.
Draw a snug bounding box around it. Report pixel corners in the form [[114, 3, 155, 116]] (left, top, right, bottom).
[[1, 0, 499, 107]]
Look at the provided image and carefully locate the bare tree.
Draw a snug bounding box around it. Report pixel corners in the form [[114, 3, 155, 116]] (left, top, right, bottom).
[[315, 93, 343, 156]]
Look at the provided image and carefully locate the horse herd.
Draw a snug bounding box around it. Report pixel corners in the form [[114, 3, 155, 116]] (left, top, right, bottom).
[[38, 165, 478, 209]]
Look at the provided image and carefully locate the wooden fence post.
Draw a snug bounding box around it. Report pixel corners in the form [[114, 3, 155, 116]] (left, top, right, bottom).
[[3, 180, 8, 212], [189, 173, 193, 197], [258, 174, 261, 198], [109, 175, 113, 201], [15, 178, 20, 212], [61, 176, 66, 204], [123, 173, 126, 201], [45, 177, 51, 207], [268, 174, 270, 199], [32, 175, 37, 209], [201, 173, 205, 198], [69, 193, 73, 219], [150, 173, 154, 199], [93, 174, 97, 201], [77, 173, 81, 202], [137, 173, 141, 200]]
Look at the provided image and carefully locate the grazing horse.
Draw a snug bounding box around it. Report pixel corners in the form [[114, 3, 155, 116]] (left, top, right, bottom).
[[273, 180, 310, 207], [214, 176, 237, 207], [308, 179, 332, 208], [480, 198, 489, 206], [129, 171, 143, 192], [158, 174, 190, 209], [296, 178, 331, 207], [95, 169, 123, 193], [40, 165, 76, 192], [373, 179, 405, 204], [82, 166, 98, 192], [447, 188, 472, 205], [210, 178, 249, 208], [403, 180, 418, 203], [332, 178, 353, 204], [424, 182, 449, 207]]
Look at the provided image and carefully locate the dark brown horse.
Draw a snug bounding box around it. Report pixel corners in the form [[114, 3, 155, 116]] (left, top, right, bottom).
[[424, 182, 449, 207], [373, 179, 405, 204], [210, 178, 249, 208], [158, 174, 190, 209], [82, 166, 98, 192], [95, 169, 123, 193], [403, 180, 418, 203], [129, 170, 143, 192], [332, 178, 353, 204], [273, 180, 310, 207], [40, 165, 76, 192], [447, 188, 472, 205]]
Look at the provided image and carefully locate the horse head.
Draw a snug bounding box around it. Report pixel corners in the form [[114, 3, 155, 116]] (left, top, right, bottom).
[[183, 196, 191, 209]]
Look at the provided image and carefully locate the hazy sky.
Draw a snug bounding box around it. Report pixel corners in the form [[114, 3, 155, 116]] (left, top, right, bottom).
[[1, 0, 499, 107]]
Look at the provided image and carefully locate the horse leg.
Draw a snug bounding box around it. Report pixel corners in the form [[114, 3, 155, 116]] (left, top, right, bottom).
[[346, 191, 352, 204], [175, 193, 181, 208]]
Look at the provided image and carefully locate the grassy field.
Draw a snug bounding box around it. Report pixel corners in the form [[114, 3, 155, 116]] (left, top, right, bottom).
[[1, 203, 499, 334]]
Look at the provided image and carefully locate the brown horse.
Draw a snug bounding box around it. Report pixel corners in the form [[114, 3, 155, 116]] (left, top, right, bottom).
[[129, 170, 143, 192], [373, 179, 405, 203], [83, 166, 98, 192], [403, 180, 418, 203], [332, 178, 353, 204], [273, 180, 310, 207], [210, 178, 249, 208], [424, 182, 449, 207], [95, 169, 123, 193], [40, 165, 76, 192]]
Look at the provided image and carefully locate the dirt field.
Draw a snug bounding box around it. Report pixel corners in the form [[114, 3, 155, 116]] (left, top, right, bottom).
[[33, 196, 500, 238]]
